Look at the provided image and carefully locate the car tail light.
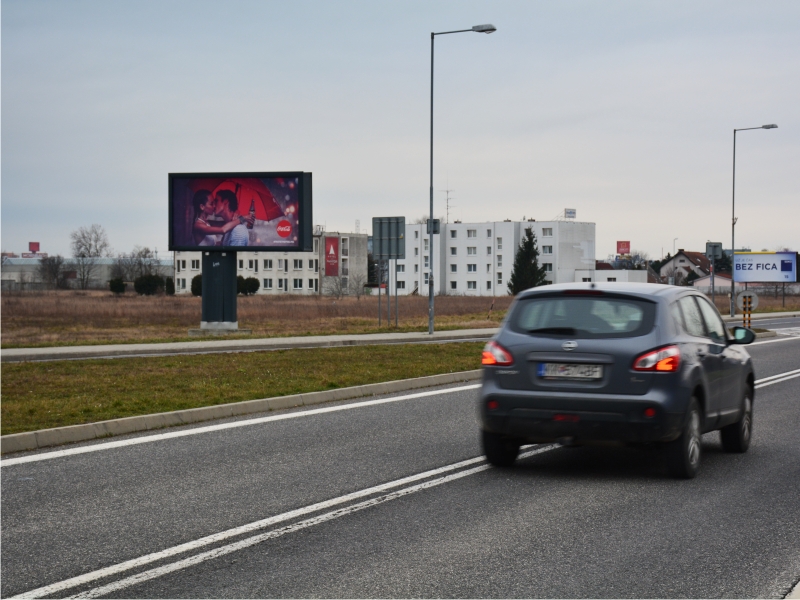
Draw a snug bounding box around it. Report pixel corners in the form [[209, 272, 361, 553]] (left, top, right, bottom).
[[643, 407, 657, 418], [486, 399, 500, 411], [482, 341, 514, 366], [633, 345, 681, 372]]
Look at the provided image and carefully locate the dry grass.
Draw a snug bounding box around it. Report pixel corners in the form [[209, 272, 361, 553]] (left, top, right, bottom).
[[1, 290, 512, 347], [707, 293, 800, 315], [1, 343, 484, 435]]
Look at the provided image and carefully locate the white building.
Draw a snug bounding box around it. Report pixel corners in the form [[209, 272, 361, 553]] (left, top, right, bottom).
[[173, 232, 368, 296], [391, 220, 597, 296]]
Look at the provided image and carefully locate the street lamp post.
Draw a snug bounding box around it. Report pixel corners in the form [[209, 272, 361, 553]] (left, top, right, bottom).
[[428, 23, 496, 334], [730, 124, 777, 316]]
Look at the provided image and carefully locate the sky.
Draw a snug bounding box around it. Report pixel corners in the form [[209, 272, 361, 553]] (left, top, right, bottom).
[[2, 0, 799, 260]]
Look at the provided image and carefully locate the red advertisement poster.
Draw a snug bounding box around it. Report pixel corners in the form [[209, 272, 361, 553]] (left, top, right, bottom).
[[617, 241, 631, 255], [29, 242, 40, 252], [325, 237, 339, 276]]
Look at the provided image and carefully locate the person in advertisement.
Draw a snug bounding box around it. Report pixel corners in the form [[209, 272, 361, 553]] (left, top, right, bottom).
[[191, 190, 245, 246], [215, 190, 253, 247]]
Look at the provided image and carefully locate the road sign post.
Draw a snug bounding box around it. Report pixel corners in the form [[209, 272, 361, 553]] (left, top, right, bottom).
[[372, 217, 406, 328]]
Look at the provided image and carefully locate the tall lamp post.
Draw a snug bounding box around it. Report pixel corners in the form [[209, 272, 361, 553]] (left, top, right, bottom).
[[428, 23, 496, 334], [730, 124, 777, 316]]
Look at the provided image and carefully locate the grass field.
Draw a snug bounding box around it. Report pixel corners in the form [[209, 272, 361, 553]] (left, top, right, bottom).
[[1, 291, 512, 348], [0, 342, 484, 435]]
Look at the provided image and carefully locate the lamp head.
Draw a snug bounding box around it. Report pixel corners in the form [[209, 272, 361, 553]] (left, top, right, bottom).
[[472, 24, 497, 33], [762, 124, 778, 129]]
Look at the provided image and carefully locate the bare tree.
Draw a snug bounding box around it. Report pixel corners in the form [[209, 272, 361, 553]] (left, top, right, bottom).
[[324, 276, 346, 299], [70, 224, 111, 289], [37, 255, 69, 289], [629, 249, 650, 270], [349, 272, 367, 299], [112, 246, 160, 281], [663, 267, 686, 286]]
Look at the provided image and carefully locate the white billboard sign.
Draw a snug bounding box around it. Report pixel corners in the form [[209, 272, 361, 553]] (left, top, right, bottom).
[[734, 252, 797, 283]]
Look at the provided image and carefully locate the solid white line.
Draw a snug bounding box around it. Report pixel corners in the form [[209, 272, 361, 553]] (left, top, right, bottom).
[[1, 384, 481, 468], [12, 446, 559, 599], [60, 446, 555, 599], [755, 372, 800, 389], [755, 369, 800, 384], [751, 335, 800, 346]]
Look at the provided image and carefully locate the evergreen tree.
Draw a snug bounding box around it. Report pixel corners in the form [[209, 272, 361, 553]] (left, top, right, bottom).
[[507, 227, 549, 295]]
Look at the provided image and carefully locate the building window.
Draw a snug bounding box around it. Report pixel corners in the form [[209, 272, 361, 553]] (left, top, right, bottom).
[[263, 278, 273, 289], [450, 230, 457, 238], [396, 264, 405, 273], [293, 259, 302, 270], [487, 229, 492, 238], [248, 259, 254, 270], [238, 259, 244, 269], [450, 247, 457, 256], [414, 247, 419, 256], [414, 231, 419, 239], [424, 256, 429, 268], [450, 281, 457, 290], [582, 277, 592, 282], [679, 259, 686, 264], [487, 264, 491, 273], [308, 260, 314, 269], [467, 281, 477, 290], [543, 228, 553, 237], [414, 265, 419, 273], [486, 281, 492, 290], [497, 255, 502, 267], [424, 239, 429, 250], [467, 247, 476, 255], [543, 263, 553, 272], [293, 278, 303, 289], [278, 259, 284, 271], [607, 277, 617, 282], [467, 264, 477, 272], [496, 237, 503, 250], [313, 239, 319, 253], [486, 246, 491, 255], [397, 280, 406, 289], [467, 229, 476, 238], [450, 264, 457, 273], [424, 273, 429, 284], [542, 245, 553, 254], [497, 272, 503, 284], [191, 260, 199, 270], [309, 278, 315, 289], [278, 279, 284, 290], [264, 259, 272, 269]]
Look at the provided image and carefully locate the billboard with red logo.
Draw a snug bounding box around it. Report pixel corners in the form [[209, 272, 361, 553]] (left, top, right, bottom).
[[324, 237, 339, 276], [616, 241, 631, 255], [29, 242, 40, 253], [169, 172, 312, 251]]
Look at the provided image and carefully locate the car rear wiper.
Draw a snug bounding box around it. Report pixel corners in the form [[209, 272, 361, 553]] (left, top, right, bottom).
[[527, 327, 578, 335]]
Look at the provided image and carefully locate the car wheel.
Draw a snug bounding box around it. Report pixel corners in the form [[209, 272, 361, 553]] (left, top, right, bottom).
[[665, 397, 702, 479], [720, 387, 753, 453], [482, 430, 520, 467]]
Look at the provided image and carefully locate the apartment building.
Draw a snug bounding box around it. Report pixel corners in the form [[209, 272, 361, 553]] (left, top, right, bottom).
[[173, 232, 368, 296], [391, 220, 596, 296]]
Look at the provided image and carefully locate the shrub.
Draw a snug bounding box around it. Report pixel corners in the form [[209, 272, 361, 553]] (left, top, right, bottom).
[[245, 277, 260, 295], [191, 274, 202, 297], [237, 275, 246, 295], [133, 274, 165, 296], [165, 277, 175, 296], [109, 278, 126, 295]]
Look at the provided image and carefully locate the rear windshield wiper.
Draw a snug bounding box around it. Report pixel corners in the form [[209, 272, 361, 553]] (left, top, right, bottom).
[[527, 327, 577, 335]]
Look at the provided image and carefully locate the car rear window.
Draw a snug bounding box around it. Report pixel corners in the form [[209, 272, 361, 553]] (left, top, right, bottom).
[[509, 294, 656, 339]]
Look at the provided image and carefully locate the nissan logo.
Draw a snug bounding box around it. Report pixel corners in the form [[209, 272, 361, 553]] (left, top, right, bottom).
[[562, 341, 578, 351]]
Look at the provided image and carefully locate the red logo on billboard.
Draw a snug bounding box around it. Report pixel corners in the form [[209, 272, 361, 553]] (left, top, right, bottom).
[[276, 220, 292, 238], [617, 241, 631, 255], [325, 237, 339, 276]]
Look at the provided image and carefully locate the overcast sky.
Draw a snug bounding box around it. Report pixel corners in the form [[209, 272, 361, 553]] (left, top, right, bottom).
[[2, 0, 798, 260]]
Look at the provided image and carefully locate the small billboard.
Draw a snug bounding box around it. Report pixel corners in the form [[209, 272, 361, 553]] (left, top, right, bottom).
[[617, 241, 631, 255], [324, 237, 339, 276], [169, 172, 312, 251], [29, 242, 40, 253], [564, 209, 576, 219], [734, 252, 797, 283]]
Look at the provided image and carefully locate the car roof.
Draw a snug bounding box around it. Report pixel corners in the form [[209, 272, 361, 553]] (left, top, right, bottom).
[[516, 282, 684, 301]]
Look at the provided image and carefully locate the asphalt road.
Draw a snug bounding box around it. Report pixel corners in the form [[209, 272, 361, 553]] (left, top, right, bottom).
[[2, 336, 799, 598]]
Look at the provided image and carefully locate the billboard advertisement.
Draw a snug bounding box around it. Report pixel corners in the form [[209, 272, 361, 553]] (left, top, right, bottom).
[[734, 252, 797, 283], [169, 172, 312, 251], [29, 242, 40, 252], [616, 241, 631, 255], [324, 237, 339, 276]]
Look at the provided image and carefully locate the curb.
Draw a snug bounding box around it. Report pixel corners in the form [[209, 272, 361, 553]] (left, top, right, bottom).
[[0, 370, 483, 455], [755, 330, 777, 339]]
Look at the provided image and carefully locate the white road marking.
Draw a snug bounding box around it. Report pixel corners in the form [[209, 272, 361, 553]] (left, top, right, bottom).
[[1, 384, 481, 468], [751, 335, 800, 346], [11, 445, 557, 599], [755, 372, 800, 389], [754, 369, 800, 384]]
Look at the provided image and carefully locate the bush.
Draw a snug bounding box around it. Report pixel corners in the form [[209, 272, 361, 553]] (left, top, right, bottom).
[[191, 274, 202, 297], [165, 277, 175, 296], [245, 277, 260, 295], [133, 274, 165, 296], [109, 278, 126, 295], [237, 275, 246, 295]]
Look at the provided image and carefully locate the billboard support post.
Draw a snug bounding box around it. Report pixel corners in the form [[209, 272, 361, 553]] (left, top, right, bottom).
[[372, 217, 406, 329], [395, 259, 398, 328], [200, 252, 238, 330]]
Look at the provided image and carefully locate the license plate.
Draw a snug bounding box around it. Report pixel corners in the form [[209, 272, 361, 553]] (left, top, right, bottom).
[[538, 363, 603, 379]]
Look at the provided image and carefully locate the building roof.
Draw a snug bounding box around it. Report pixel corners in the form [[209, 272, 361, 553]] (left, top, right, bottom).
[[676, 250, 711, 273], [595, 261, 615, 270]]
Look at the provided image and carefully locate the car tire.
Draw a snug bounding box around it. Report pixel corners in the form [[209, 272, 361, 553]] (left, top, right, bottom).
[[482, 430, 520, 467], [720, 387, 753, 453], [665, 397, 702, 479]]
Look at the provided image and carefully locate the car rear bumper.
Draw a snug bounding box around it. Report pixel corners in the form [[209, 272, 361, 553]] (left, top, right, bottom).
[[479, 384, 687, 444]]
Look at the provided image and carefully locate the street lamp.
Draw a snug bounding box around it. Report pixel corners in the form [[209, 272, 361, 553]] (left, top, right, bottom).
[[730, 124, 778, 316], [428, 23, 496, 335]]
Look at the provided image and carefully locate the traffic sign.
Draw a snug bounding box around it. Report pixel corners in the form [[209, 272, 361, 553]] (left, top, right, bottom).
[[736, 291, 759, 311]]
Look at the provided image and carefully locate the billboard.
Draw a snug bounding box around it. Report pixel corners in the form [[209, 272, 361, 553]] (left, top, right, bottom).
[[324, 237, 339, 276], [372, 217, 406, 260], [564, 208, 576, 219], [169, 172, 312, 251], [29, 242, 40, 252], [734, 252, 797, 283], [617, 241, 631, 255]]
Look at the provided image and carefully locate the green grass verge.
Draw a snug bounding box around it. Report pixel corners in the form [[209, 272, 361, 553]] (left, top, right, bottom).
[[1, 343, 484, 436]]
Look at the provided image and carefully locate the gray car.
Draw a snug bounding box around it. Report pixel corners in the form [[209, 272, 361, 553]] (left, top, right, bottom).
[[479, 282, 756, 478]]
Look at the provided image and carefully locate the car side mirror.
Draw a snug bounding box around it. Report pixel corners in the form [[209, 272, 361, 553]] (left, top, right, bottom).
[[731, 326, 756, 345]]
